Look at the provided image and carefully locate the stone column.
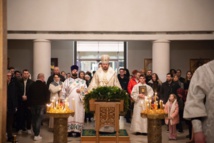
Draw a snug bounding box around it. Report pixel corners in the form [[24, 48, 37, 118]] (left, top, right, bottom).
[[152, 40, 170, 82], [33, 39, 51, 80], [0, 0, 7, 142]]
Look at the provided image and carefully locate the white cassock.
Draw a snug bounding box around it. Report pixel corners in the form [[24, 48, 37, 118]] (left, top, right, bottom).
[[130, 83, 154, 133], [88, 67, 121, 91], [62, 77, 87, 133], [184, 60, 214, 143]]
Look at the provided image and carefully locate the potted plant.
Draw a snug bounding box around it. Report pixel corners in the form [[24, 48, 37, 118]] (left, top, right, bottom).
[[84, 86, 129, 113]]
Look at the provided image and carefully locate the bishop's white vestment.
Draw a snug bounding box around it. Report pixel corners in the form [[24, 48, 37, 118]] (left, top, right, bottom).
[[88, 67, 121, 91]]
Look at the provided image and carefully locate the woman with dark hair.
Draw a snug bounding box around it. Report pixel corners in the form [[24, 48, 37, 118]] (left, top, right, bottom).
[[170, 69, 177, 77], [184, 71, 192, 91], [184, 71, 193, 142], [148, 73, 162, 97], [124, 68, 130, 79], [78, 71, 85, 80]]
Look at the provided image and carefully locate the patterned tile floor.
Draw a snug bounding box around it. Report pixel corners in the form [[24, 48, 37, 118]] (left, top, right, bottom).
[[8, 118, 191, 143]]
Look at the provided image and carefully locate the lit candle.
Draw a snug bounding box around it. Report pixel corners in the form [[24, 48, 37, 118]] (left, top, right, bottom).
[[51, 100, 55, 108], [149, 99, 152, 109], [147, 103, 150, 110], [154, 92, 158, 102], [53, 97, 56, 108], [46, 104, 51, 111], [159, 100, 163, 109], [154, 101, 158, 110]]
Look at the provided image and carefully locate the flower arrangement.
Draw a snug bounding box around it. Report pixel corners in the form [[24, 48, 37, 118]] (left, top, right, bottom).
[[84, 86, 129, 113]]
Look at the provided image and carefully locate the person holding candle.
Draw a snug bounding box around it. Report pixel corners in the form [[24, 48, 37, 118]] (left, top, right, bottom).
[[148, 73, 162, 99], [164, 94, 179, 140], [62, 65, 87, 137], [130, 74, 154, 135]]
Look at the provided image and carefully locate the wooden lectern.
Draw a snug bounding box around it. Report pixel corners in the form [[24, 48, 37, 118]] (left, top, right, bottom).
[[90, 100, 123, 143]]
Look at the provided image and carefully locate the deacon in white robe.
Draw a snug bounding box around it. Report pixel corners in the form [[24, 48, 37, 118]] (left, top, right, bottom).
[[184, 60, 214, 143], [62, 65, 87, 135], [88, 54, 121, 91], [130, 74, 154, 134]]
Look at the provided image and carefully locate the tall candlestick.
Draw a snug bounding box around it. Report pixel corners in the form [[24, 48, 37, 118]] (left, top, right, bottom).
[[159, 100, 163, 109]]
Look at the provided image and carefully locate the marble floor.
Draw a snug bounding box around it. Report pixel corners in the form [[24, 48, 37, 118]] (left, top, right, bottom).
[[8, 118, 191, 143]]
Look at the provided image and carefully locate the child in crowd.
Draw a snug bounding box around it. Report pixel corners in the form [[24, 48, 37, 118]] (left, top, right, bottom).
[[164, 94, 179, 140]]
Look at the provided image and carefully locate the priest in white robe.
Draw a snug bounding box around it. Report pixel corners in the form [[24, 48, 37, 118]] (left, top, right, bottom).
[[184, 60, 214, 143], [130, 74, 154, 135], [62, 65, 87, 137], [88, 54, 121, 91], [87, 55, 122, 132]]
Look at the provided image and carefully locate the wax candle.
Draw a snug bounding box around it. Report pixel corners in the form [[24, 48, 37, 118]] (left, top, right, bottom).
[[154, 101, 158, 110], [154, 92, 158, 102], [147, 103, 150, 110], [149, 99, 152, 109], [159, 100, 163, 109]]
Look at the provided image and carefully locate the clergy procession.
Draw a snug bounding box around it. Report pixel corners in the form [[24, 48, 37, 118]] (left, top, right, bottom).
[[5, 54, 214, 143]]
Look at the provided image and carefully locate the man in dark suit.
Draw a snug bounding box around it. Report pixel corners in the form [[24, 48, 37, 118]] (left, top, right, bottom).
[[28, 73, 50, 141], [160, 73, 180, 104], [117, 68, 130, 123], [7, 72, 18, 142], [16, 69, 34, 134]]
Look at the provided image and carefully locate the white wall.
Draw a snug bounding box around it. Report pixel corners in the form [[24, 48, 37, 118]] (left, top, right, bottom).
[[8, 40, 214, 78], [8, 0, 214, 32], [127, 41, 152, 72], [127, 40, 214, 77], [8, 40, 33, 73], [8, 40, 74, 77], [51, 40, 74, 73], [170, 41, 214, 76]]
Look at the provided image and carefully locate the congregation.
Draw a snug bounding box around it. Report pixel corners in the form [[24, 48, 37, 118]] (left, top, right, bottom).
[[6, 59, 193, 142]]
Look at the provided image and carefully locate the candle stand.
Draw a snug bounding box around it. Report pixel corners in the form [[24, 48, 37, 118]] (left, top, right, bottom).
[[46, 98, 74, 143], [141, 110, 167, 143], [47, 112, 74, 143]]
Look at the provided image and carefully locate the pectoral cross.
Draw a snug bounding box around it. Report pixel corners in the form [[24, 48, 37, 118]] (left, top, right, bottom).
[[102, 72, 109, 85]]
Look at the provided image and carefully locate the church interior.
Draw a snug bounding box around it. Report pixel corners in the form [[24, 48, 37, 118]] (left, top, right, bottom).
[[1, 0, 214, 143]]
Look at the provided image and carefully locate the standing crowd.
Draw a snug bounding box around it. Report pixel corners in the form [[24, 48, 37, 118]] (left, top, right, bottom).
[[6, 55, 198, 142]]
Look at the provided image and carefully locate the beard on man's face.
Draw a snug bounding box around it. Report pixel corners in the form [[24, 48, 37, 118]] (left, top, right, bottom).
[[72, 73, 77, 77]]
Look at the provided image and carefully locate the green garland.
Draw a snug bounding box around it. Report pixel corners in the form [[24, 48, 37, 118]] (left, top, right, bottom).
[[84, 86, 129, 113]]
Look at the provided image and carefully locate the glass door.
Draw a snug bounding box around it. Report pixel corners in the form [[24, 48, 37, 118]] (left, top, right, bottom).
[[76, 41, 125, 73]]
